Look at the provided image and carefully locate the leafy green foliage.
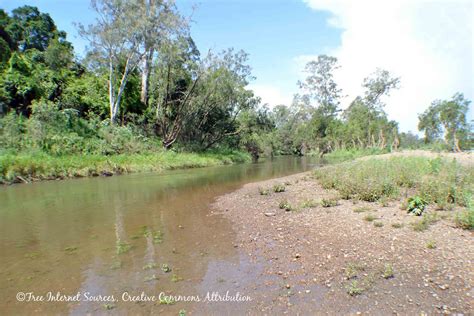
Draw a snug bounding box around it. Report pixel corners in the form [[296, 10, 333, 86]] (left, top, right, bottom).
[[406, 196, 428, 216]]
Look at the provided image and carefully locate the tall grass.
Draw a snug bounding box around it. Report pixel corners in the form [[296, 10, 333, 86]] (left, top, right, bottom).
[[0, 150, 250, 184], [314, 157, 473, 209]]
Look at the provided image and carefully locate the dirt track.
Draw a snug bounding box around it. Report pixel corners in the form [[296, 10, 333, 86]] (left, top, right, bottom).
[[212, 159, 473, 314]]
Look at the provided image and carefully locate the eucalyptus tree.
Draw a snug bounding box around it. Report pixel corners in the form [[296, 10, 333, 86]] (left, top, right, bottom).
[[78, 0, 184, 122], [297, 55, 342, 117], [419, 93, 471, 152]]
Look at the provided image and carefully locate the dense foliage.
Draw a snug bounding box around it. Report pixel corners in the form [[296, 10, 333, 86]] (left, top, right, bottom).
[[0, 2, 472, 177]]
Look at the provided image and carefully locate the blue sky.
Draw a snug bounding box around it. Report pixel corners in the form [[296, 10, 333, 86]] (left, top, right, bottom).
[[1, 0, 472, 132]]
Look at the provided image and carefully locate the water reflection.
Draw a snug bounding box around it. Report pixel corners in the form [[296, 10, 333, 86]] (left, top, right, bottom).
[[0, 156, 318, 314]]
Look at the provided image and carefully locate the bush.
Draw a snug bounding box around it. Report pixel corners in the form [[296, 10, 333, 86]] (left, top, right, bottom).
[[455, 209, 474, 230], [406, 196, 428, 216], [273, 184, 286, 193]]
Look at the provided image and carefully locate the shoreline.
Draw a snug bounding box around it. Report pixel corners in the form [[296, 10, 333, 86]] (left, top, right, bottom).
[[0, 150, 251, 185], [212, 155, 473, 314]]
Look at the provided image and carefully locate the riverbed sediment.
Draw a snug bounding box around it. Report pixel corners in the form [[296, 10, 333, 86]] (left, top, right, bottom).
[[212, 169, 473, 314]]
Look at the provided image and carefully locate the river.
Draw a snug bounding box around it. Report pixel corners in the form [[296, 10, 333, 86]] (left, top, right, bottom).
[[0, 156, 318, 314]]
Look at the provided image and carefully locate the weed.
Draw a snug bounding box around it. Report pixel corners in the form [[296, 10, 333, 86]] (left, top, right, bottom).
[[258, 187, 270, 195], [179, 310, 186, 316], [143, 262, 157, 270], [382, 264, 394, 279], [321, 198, 338, 207], [161, 263, 171, 273], [273, 184, 286, 193], [144, 274, 159, 282], [116, 241, 132, 254], [364, 214, 377, 222], [391, 223, 403, 229], [354, 206, 371, 213], [171, 273, 184, 282], [103, 304, 115, 310], [426, 240, 437, 249], [373, 221, 383, 227], [159, 295, 175, 305], [347, 280, 364, 296], [407, 196, 428, 216], [411, 213, 439, 232], [279, 199, 293, 212], [300, 199, 318, 208], [454, 209, 474, 230]]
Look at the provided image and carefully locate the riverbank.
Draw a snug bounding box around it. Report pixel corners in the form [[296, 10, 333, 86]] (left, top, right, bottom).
[[213, 152, 473, 314], [0, 150, 250, 185]]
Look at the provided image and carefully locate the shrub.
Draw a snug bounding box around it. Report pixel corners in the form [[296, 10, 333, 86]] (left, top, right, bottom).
[[278, 199, 293, 212], [406, 196, 428, 216], [454, 209, 474, 230], [258, 187, 270, 195], [321, 198, 338, 207], [364, 214, 377, 222], [273, 184, 286, 193]]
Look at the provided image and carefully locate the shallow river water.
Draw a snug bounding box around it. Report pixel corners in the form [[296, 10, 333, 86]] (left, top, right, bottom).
[[0, 156, 318, 315]]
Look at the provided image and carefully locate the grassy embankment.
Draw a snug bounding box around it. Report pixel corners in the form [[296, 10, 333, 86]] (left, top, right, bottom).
[[0, 150, 250, 184], [314, 156, 474, 230]]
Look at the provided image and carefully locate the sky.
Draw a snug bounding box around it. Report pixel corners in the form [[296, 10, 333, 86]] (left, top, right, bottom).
[[1, 0, 472, 133]]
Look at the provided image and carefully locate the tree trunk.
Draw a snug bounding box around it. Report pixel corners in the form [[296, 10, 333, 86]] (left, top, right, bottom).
[[140, 48, 154, 105]]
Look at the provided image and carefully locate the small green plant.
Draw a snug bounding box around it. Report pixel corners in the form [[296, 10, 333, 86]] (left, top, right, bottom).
[[161, 263, 171, 273], [345, 263, 365, 280], [373, 221, 383, 227], [454, 209, 474, 230], [300, 199, 318, 208], [391, 223, 403, 229], [321, 198, 338, 207], [406, 196, 428, 216], [116, 241, 131, 254], [144, 274, 159, 282], [411, 213, 439, 232], [347, 280, 364, 296], [382, 264, 394, 279], [363, 214, 377, 222], [426, 240, 437, 249], [179, 310, 186, 316], [159, 295, 175, 305], [353, 206, 371, 213], [273, 184, 286, 193], [143, 262, 157, 270], [279, 199, 293, 212], [171, 273, 184, 282], [103, 304, 115, 310], [64, 246, 78, 253], [258, 187, 270, 195]]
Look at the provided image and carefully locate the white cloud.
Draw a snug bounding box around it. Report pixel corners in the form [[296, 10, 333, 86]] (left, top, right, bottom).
[[302, 0, 473, 132], [249, 84, 293, 108]]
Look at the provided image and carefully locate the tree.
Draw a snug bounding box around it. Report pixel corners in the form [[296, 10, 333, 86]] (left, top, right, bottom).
[[7, 6, 59, 52], [138, 0, 185, 106], [418, 93, 471, 151], [297, 55, 342, 117], [362, 68, 400, 110], [418, 104, 441, 143]]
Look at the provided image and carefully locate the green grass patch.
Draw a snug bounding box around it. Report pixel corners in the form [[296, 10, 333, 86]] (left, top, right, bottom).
[[0, 150, 251, 184], [314, 156, 473, 210]]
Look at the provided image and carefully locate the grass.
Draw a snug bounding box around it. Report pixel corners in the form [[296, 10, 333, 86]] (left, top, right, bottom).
[[391, 223, 403, 229], [314, 156, 473, 226], [373, 221, 384, 227], [321, 197, 339, 207], [454, 209, 474, 230], [272, 184, 286, 193], [278, 199, 294, 212], [322, 148, 388, 164], [426, 240, 437, 249], [354, 206, 372, 213], [346, 280, 364, 296], [364, 214, 377, 222], [0, 149, 251, 184], [382, 264, 394, 279], [300, 199, 319, 208], [411, 213, 439, 232]]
